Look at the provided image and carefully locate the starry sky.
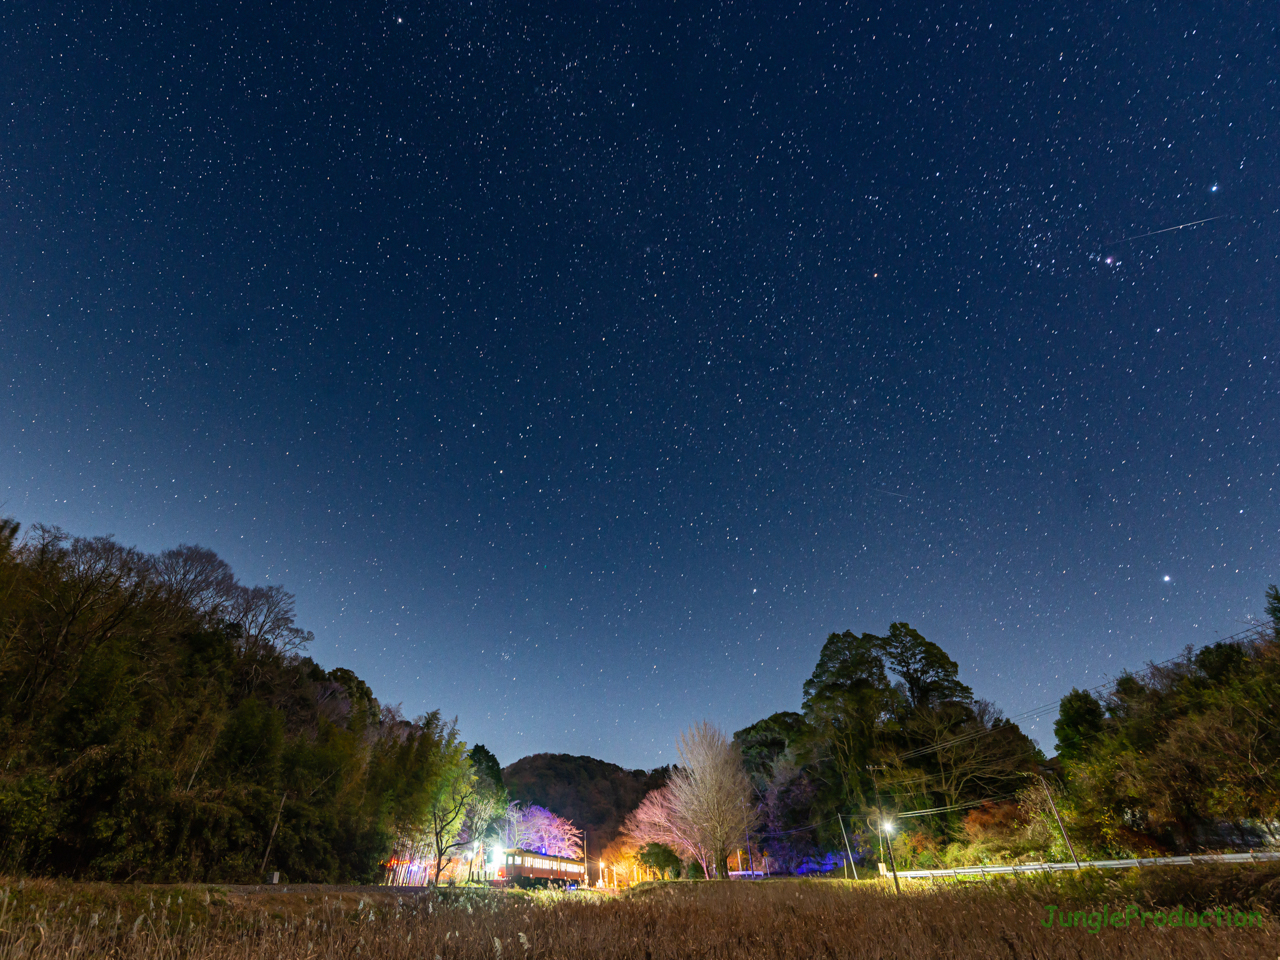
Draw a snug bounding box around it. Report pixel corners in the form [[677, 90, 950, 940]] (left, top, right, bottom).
[[2, 0, 1277, 769]]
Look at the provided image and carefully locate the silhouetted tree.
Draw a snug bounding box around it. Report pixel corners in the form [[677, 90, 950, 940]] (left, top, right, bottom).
[[1054, 688, 1106, 761]]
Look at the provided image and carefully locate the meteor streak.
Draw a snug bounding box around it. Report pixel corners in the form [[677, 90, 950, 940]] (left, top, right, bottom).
[[1108, 215, 1226, 246]]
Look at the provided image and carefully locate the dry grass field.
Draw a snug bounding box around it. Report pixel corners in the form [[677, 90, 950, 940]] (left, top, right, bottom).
[[1, 870, 1277, 959]]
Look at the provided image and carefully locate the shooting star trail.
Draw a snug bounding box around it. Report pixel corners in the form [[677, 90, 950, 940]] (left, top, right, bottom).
[[875, 489, 917, 501], [1108, 216, 1226, 246]]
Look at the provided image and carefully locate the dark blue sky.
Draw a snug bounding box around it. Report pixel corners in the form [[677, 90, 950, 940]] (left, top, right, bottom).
[[3, 0, 1276, 769]]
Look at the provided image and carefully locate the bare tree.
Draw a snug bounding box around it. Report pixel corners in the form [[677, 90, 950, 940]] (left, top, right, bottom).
[[668, 721, 758, 878], [622, 784, 712, 878], [227, 584, 313, 658], [151, 544, 238, 622], [7, 527, 158, 713]]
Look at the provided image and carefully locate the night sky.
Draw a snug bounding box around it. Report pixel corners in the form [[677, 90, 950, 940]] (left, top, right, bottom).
[[3, 1, 1277, 769]]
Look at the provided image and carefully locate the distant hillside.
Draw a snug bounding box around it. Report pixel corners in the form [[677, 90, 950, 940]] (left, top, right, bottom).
[[502, 753, 668, 858]]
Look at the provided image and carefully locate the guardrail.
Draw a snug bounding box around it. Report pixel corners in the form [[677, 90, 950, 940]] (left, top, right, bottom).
[[879, 850, 1280, 880]]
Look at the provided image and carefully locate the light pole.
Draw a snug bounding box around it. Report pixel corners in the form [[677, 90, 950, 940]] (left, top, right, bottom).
[[881, 818, 901, 894], [866, 765, 899, 893]]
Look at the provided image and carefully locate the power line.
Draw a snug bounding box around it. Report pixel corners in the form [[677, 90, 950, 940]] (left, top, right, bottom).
[[894, 794, 1020, 820], [754, 815, 842, 838]]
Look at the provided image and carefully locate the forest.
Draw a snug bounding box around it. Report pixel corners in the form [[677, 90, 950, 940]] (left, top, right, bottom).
[[2, 514, 1277, 884]]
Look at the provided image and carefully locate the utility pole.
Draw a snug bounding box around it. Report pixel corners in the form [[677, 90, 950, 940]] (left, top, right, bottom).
[[260, 791, 288, 876], [1036, 772, 1081, 869], [838, 814, 859, 881]]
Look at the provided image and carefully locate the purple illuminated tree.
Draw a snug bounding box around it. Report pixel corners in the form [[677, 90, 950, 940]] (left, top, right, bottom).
[[500, 803, 582, 858]]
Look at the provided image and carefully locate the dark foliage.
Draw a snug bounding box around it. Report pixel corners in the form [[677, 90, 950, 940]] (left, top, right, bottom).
[[637, 842, 682, 878], [0, 519, 451, 882], [1053, 688, 1106, 762], [1057, 612, 1280, 854], [469, 744, 505, 791]]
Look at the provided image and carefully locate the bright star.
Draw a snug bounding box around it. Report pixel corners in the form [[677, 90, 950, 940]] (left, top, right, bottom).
[[1210, 183, 1219, 193], [1163, 575, 1171, 582]]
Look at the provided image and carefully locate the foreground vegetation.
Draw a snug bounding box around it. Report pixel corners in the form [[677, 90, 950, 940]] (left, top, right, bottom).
[[1, 870, 1276, 959]]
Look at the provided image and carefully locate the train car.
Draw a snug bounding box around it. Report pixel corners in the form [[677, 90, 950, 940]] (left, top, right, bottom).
[[494, 848, 586, 886]]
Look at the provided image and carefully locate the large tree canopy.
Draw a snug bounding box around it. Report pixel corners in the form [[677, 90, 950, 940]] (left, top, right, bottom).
[[802, 623, 972, 714], [881, 622, 973, 710], [802, 631, 890, 710]]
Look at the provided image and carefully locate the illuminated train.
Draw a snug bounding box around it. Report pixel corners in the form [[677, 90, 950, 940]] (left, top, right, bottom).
[[494, 848, 586, 886]]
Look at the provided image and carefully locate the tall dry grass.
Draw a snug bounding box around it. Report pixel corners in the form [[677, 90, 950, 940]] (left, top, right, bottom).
[[0, 875, 1275, 959]]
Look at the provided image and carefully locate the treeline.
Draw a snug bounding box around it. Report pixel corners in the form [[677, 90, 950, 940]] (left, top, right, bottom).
[[1053, 590, 1280, 856], [0, 519, 462, 882], [724, 596, 1280, 872]]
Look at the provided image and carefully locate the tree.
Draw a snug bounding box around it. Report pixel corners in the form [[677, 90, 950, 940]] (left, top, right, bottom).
[[459, 744, 508, 881], [734, 711, 810, 787], [621, 785, 711, 877], [469, 744, 505, 791], [881, 622, 973, 709], [0, 519, 459, 884], [733, 712, 821, 871], [1054, 688, 1105, 762], [226, 584, 314, 659], [1266, 584, 1280, 641], [151, 544, 237, 622], [757, 751, 821, 873], [500, 803, 582, 858], [600, 834, 640, 885], [418, 723, 474, 884], [1059, 601, 1280, 854], [802, 631, 891, 708], [637, 842, 682, 878], [667, 721, 757, 878], [905, 699, 1035, 812], [802, 631, 896, 810]]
